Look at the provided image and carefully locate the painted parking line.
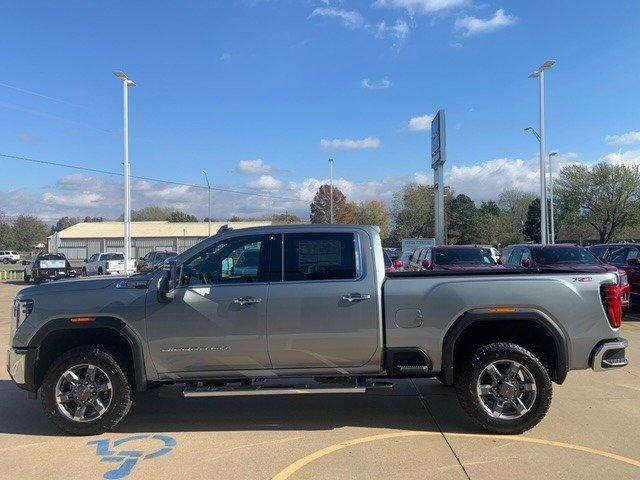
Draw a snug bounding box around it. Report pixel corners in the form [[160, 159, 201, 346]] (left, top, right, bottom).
[[87, 434, 176, 479], [271, 431, 640, 480]]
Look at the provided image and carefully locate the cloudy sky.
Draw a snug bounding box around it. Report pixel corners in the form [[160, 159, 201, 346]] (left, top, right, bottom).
[[0, 1, 639, 221]]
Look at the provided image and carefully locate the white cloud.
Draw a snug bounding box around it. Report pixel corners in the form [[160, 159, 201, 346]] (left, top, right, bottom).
[[247, 175, 285, 190], [42, 192, 103, 208], [408, 114, 434, 132], [605, 131, 640, 147], [450, 42, 463, 49], [454, 9, 517, 36], [320, 137, 381, 150], [309, 7, 365, 28], [372, 18, 410, 39], [18, 132, 45, 144], [373, 0, 468, 14], [220, 52, 231, 61], [600, 149, 640, 167], [361, 77, 392, 90], [236, 158, 273, 175]]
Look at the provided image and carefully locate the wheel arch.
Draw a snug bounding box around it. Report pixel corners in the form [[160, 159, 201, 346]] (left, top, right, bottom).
[[28, 316, 147, 392], [441, 309, 569, 386]]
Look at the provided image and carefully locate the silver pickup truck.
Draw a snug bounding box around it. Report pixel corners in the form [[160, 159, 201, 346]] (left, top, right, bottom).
[[7, 225, 628, 436]]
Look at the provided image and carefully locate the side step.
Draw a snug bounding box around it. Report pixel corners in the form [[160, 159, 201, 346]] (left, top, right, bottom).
[[182, 379, 394, 398]]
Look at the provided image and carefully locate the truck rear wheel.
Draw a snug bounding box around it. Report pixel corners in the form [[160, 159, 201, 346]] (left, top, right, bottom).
[[455, 342, 552, 434], [41, 346, 132, 436]]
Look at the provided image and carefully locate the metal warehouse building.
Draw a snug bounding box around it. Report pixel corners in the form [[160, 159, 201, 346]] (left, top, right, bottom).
[[47, 221, 272, 261]]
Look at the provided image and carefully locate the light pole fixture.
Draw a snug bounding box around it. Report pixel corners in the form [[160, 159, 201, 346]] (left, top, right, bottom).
[[202, 170, 212, 236], [328, 158, 334, 224], [529, 60, 555, 245], [524, 126, 541, 142], [548, 151, 559, 244], [113, 70, 136, 274]]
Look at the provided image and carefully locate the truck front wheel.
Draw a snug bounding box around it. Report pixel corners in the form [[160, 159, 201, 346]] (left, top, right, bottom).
[[41, 346, 132, 436], [455, 342, 552, 434]]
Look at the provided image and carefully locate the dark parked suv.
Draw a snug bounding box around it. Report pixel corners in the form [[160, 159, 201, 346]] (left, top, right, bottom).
[[136, 251, 177, 273]]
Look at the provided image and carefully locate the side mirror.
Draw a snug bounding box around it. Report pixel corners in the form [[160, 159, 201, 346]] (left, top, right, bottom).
[[393, 259, 404, 268], [627, 258, 640, 268], [157, 258, 177, 303], [521, 258, 531, 268], [422, 259, 431, 270]]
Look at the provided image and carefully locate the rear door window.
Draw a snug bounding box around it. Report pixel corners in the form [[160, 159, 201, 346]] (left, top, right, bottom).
[[608, 247, 629, 265], [283, 232, 357, 281]]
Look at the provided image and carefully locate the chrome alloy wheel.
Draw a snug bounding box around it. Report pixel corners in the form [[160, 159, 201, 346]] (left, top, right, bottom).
[[476, 360, 537, 420], [55, 364, 113, 423]]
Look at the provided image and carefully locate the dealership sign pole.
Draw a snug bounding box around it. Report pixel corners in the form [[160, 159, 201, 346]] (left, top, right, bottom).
[[431, 110, 446, 245], [114, 70, 136, 274]]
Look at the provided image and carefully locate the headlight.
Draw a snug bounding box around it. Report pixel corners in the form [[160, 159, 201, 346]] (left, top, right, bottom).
[[14, 299, 34, 326]]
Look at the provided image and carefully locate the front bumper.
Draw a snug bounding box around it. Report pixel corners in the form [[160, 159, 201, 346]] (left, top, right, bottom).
[[6, 347, 37, 391], [591, 338, 628, 371]]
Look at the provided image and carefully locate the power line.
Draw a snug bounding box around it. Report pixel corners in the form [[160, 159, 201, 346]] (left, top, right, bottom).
[[0, 81, 86, 108], [0, 153, 307, 203]]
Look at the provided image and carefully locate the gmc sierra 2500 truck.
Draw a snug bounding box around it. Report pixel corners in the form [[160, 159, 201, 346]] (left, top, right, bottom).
[[7, 225, 628, 435]]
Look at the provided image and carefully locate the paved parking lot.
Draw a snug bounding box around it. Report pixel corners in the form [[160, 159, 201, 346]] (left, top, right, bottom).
[[1, 280, 639, 479]]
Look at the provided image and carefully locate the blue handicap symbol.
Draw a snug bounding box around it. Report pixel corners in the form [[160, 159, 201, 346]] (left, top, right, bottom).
[[87, 434, 177, 479]]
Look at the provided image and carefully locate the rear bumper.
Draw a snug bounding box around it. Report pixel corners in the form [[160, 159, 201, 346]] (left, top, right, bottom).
[[590, 338, 628, 371]]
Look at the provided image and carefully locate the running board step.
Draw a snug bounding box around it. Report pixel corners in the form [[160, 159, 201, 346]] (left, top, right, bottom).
[[182, 379, 393, 398]]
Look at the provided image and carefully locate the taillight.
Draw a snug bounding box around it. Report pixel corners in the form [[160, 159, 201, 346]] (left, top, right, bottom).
[[601, 284, 622, 328], [105, 261, 110, 270], [39, 269, 49, 276]]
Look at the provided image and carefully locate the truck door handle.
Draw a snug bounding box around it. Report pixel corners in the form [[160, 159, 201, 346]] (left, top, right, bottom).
[[233, 296, 263, 306], [341, 293, 371, 302]]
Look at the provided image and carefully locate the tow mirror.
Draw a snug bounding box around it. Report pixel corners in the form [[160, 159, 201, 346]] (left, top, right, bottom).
[[521, 258, 531, 268], [627, 258, 640, 268], [393, 259, 404, 268], [421, 259, 431, 270], [158, 258, 177, 303]]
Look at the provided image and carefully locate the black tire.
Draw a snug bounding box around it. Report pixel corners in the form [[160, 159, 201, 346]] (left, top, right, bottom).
[[2, 258, 9, 264], [82, 267, 87, 276], [97, 267, 103, 275], [41, 346, 132, 436], [455, 342, 552, 435]]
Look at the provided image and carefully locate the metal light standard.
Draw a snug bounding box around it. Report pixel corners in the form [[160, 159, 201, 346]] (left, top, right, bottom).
[[202, 170, 212, 236], [548, 151, 558, 244], [114, 70, 136, 274], [328, 158, 334, 224], [529, 60, 555, 245]]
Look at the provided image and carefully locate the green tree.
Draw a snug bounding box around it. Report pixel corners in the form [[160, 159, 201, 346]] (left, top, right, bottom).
[[389, 184, 435, 244], [267, 213, 302, 224], [168, 211, 198, 222], [555, 162, 640, 242], [497, 188, 535, 245], [476, 201, 502, 246], [12, 215, 49, 250], [51, 216, 81, 234], [356, 200, 391, 239], [479, 200, 500, 216], [0, 216, 17, 250], [523, 198, 542, 243], [310, 184, 356, 224], [448, 194, 479, 244]]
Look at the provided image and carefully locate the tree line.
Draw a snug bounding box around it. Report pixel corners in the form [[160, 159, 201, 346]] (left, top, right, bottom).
[[2, 161, 640, 251]]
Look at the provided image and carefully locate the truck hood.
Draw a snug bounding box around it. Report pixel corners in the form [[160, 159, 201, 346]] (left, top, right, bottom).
[[18, 275, 148, 297]]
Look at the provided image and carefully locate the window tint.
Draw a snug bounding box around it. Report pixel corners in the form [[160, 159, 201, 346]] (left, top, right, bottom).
[[627, 248, 639, 261], [102, 253, 124, 261], [507, 247, 522, 266], [534, 247, 599, 265], [180, 235, 268, 286], [608, 247, 628, 264], [284, 232, 357, 281], [588, 245, 606, 259], [521, 248, 532, 264], [433, 248, 496, 265], [89, 254, 98, 262]]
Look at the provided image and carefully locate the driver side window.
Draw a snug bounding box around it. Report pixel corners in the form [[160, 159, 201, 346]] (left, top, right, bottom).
[[179, 235, 268, 287]]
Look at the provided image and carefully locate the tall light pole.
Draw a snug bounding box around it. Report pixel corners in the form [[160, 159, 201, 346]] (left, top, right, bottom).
[[548, 151, 558, 244], [202, 170, 211, 236], [114, 70, 136, 274], [328, 158, 334, 224], [529, 60, 555, 245]]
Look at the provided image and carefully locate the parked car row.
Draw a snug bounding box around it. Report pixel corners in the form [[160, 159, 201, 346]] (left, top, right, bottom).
[[387, 243, 630, 308]]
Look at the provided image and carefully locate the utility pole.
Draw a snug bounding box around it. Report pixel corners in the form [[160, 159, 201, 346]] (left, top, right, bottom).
[[529, 60, 555, 245], [202, 170, 211, 236], [329, 158, 334, 224], [114, 70, 136, 274], [548, 151, 558, 244]]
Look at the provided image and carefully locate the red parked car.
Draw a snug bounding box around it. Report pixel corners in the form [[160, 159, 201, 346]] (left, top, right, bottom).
[[408, 245, 503, 271], [503, 244, 630, 308], [589, 243, 639, 306]]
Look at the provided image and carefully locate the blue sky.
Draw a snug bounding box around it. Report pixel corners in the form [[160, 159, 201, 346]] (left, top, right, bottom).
[[1, 0, 639, 221]]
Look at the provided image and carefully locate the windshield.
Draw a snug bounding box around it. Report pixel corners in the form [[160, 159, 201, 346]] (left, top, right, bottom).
[[434, 248, 496, 265], [534, 247, 600, 265], [102, 253, 124, 261]]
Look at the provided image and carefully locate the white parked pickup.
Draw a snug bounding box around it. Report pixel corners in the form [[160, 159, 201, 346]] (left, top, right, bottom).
[[83, 252, 126, 276]]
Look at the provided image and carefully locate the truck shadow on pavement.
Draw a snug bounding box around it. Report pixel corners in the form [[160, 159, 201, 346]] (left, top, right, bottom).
[[0, 379, 484, 437]]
